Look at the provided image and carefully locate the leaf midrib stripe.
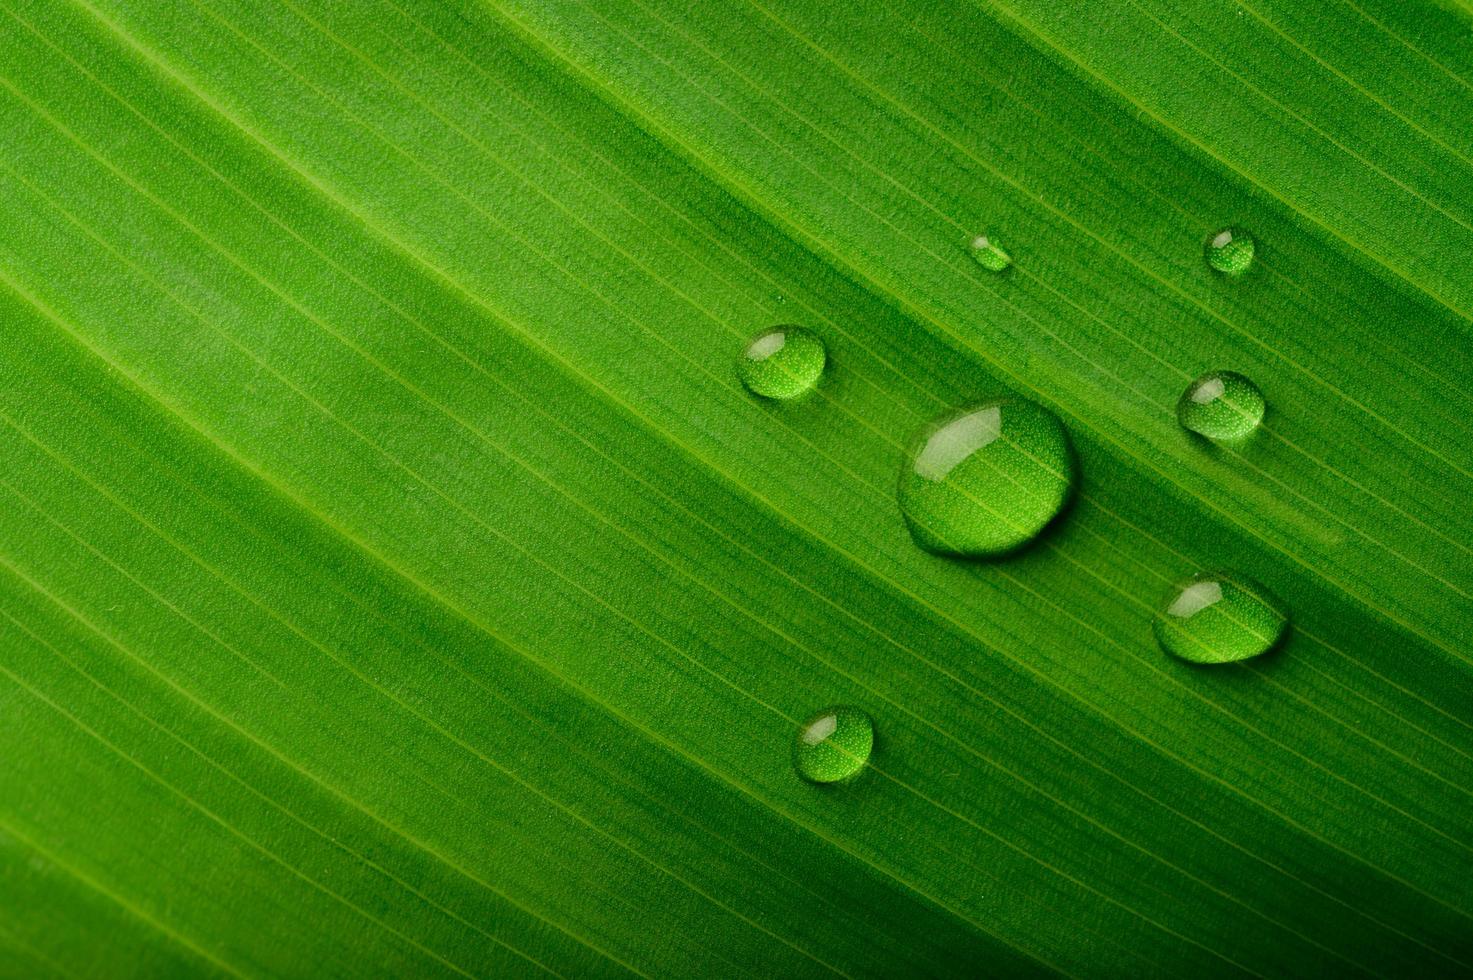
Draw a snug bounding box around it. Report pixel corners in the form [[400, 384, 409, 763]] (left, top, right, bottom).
[[20, 0, 1461, 960]]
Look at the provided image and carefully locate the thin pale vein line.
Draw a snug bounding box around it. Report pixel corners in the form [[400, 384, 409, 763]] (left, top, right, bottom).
[[1340, 0, 1473, 97], [0, 639, 479, 980], [0, 816, 240, 978], [1236, 0, 1473, 168], [970, 0, 1473, 329], [1119, 0, 1473, 238], [897, 11, 1473, 439], [0, 918, 73, 980], [0, 477, 573, 979]]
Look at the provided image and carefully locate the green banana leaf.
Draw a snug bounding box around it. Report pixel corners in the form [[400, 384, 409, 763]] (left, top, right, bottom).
[[2, 0, 1471, 975]]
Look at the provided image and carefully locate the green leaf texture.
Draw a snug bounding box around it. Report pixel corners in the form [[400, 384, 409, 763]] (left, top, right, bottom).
[[1, 0, 1471, 975]]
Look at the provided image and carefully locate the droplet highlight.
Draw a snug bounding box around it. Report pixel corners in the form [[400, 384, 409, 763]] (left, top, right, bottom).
[[1153, 571, 1288, 664], [1177, 370, 1265, 441], [897, 398, 1076, 557], [1204, 227, 1255, 275], [792, 706, 873, 784], [737, 326, 826, 400], [970, 234, 1012, 272]]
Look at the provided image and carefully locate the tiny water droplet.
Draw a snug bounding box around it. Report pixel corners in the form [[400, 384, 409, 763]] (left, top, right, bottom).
[[1153, 571, 1288, 664], [1204, 227, 1254, 275], [970, 234, 1012, 272], [737, 326, 826, 400], [1177, 370, 1265, 440], [793, 706, 873, 784], [897, 398, 1076, 557]]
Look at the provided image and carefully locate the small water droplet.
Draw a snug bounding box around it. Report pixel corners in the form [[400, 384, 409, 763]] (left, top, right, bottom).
[[1153, 571, 1288, 663], [737, 326, 826, 400], [1204, 227, 1255, 275], [793, 706, 873, 784], [1177, 370, 1265, 440], [898, 398, 1076, 557], [970, 234, 1012, 272]]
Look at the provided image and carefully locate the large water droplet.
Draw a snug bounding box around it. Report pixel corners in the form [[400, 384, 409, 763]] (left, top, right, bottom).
[[793, 706, 873, 784], [1177, 370, 1265, 441], [898, 398, 1076, 557], [1153, 571, 1288, 664], [1204, 227, 1255, 275], [737, 326, 826, 400], [969, 234, 1012, 272]]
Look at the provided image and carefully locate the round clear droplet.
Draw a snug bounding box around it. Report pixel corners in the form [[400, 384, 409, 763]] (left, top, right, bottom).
[[1205, 227, 1255, 275], [737, 326, 826, 400], [1153, 571, 1288, 664], [897, 398, 1076, 557], [1177, 370, 1265, 441], [970, 234, 1012, 272], [792, 706, 873, 784]]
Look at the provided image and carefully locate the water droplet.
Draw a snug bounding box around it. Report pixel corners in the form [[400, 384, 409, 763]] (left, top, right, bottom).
[[898, 398, 1076, 557], [970, 234, 1012, 272], [793, 706, 873, 784], [1204, 227, 1254, 275], [1177, 370, 1265, 440], [1153, 571, 1288, 664], [737, 326, 826, 400]]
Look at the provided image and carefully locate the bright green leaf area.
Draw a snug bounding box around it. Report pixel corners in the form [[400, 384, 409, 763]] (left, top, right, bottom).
[[2, 0, 1471, 975]]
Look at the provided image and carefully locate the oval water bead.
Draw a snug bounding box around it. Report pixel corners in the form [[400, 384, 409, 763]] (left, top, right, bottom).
[[969, 234, 1012, 272], [737, 326, 826, 400], [793, 706, 874, 784], [898, 398, 1076, 558], [1153, 571, 1288, 664], [1204, 227, 1255, 275], [1177, 370, 1265, 440]]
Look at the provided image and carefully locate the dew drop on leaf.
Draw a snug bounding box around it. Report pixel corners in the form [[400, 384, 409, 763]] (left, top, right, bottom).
[[1204, 226, 1255, 275], [737, 326, 826, 400], [1177, 370, 1265, 440], [969, 234, 1012, 272], [1153, 571, 1288, 664], [793, 706, 874, 784], [897, 398, 1076, 557]]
